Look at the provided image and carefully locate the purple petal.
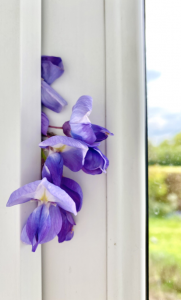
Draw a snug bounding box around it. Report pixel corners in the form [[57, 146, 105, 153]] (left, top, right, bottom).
[[41, 80, 67, 113], [40, 205, 62, 243], [41, 112, 49, 136], [21, 225, 31, 245], [61, 177, 83, 212], [62, 121, 71, 137], [82, 167, 103, 175], [58, 209, 75, 243], [41, 56, 64, 85], [91, 124, 114, 142], [42, 152, 63, 186], [21, 205, 62, 246], [70, 95, 93, 124], [82, 147, 109, 175], [38, 178, 77, 215], [39, 136, 88, 172], [26, 204, 51, 252], [70, 123, 96, 144], [6, 180, 41, 207], [66, 211, 76, 225]]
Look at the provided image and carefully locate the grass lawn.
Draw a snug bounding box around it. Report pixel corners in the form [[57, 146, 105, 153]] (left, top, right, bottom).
[[149, 217, 181, 299]]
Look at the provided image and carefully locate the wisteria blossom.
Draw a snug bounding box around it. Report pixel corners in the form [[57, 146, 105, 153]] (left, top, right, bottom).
[[6, 53, 114, 252], [41, 56, 67, 113], [41, 80, 67, 113], [41, 56, 64, 85], [42, 152, 83, 242], [6, 178, 77, 252], [63, 95, 113, 144], [39, 136, 88, 172]]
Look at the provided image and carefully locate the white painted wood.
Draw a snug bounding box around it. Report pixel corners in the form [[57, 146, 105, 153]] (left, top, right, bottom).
[[105, 0, 146, 300], [42, 1, 107, 300], [0, 1, 42, 299]]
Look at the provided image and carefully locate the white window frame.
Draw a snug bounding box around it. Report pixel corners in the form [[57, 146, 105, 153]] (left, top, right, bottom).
[[0, 0, 146, 299]]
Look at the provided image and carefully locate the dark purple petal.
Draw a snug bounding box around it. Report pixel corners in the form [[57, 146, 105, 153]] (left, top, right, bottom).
[[94, 147, 109, 171], [70, 95, 92, 124], [6, 180, 41, 207], [41, 112, 49, 136], [57, 209, 75, 243], [70, 123, 96, 145], [26, 204, 51, 252], [41, 56, 64, 85], [41, 80, 67, 113], [82, 147, 109, 175], [91, 124, 114, 142], [37, 178, 77, 215], [82, 167, 102, 175], [42, 152, 63, 187], [61, 177, 83, 212], [39, 136, 88, 172], [62, 121, 71, 137]]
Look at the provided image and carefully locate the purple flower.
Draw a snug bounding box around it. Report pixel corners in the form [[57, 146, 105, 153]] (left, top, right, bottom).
[[42, 152, 83, 211], [58, 209, 76, 243], [41, 56, 64, 85], [41, 112, 49, 136], [6, 178, 77, 252], [42, 152, 83, 242], [39, 136, 88, 172], [82, 146, 109, 175], [62, 95, 113, 144], [41, 80, 67, 113]]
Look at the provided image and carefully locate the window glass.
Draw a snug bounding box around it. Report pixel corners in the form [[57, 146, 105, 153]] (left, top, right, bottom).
[[146, 1, 181, 299]]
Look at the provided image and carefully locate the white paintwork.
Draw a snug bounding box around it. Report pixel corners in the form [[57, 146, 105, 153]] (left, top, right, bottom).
[[0, 1, 42, 299], [42, 1, 107, 300], [0, 0, 146, 298], [105, 0, 146, 300], [42, 1, 146, 300]]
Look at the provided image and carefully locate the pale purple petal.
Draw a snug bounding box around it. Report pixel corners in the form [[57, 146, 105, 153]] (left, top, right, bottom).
[[41, 112, 49, 136], [21, 224, 31, 245], [70, 123, 96, 144], [61, 177, 83, 212], [40, 178, 77, 215], [42, 152, 63, 186], [61, 147, 87, 172], [91, 124, 114, 142], [39, 136, 88, 172], [6, 180, 41, 207], [41, 80, 67, 113], [70, 95, 92, 124], [41, 56, 64, 85], [40, 205, 62, 243]]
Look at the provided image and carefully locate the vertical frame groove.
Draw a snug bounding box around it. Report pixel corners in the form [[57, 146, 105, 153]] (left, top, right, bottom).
[[105, 0, 146, 299]]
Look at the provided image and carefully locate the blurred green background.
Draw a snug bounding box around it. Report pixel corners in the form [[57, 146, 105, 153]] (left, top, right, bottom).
[[149, 133, 181, 300]]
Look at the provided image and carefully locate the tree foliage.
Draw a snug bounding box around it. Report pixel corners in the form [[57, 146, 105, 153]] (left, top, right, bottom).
[[148, 133, 181, 165]]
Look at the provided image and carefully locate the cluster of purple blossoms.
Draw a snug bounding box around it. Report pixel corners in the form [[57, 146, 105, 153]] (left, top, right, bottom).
[[6, 56, 113, 252]]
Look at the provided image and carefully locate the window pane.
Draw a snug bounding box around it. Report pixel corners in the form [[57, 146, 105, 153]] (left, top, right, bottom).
[[146, 1, 181, 299]]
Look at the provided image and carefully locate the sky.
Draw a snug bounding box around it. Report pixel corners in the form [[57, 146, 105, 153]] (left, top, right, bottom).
[[146, 0, 181, 145]]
